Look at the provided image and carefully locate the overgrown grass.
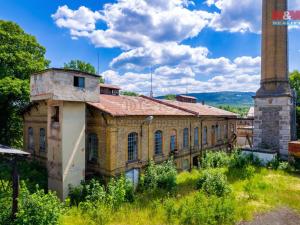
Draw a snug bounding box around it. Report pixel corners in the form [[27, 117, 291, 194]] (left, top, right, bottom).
[[61, 167, 300, 225]]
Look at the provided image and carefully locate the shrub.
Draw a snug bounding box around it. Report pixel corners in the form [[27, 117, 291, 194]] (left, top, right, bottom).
[[0, 184, 11, 225], [106, 175, 134, 208], [278, 161, 293, 171], [196, 170, 231, 197], [78, 202, 111, 225], [15, 188, 63, 225], [69, 179, 105, 206], [268, 156, 280, 170], [201, 151, 230, 168], [0, 159, 47, 192], [229, 151, 262, 169], [175, 191, 236, 225], [143, 159, 177, 192]]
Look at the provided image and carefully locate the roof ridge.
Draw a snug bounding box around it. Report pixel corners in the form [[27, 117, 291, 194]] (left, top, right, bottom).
[[140, 95, 198, 116]]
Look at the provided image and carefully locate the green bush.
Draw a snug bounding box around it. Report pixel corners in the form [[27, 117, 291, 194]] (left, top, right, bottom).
[[229, 151, 262, 169], [142, 159, 177, 192], [164, 191, 236, 225], [69, 176, 134, 209], [267, 156, 280, 170], [201, 151, 230, 168], [78, 202, 111, 225], [69, 179, 106, 206], [0, 159, 47, 192], [107, 175, 134, 208], [278, 161, 293, 171], [15, 187, 63, 225], [0, 183, 11, 225], [196, 170, 231, 197]]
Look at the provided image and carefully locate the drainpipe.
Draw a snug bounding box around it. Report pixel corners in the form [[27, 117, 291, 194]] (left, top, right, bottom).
[[200, 118, 203, 165], [189, 120, 192, 171], [148, 124, 150, 161]]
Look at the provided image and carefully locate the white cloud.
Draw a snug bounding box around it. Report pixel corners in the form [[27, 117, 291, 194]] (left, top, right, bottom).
[[102, 54, 261, 95], [52, 5, 102, 32], [110, 42, 209, 69], [52, 0, 212, 49], [207, 0, 262, 33], [52, 0, 267, 95]]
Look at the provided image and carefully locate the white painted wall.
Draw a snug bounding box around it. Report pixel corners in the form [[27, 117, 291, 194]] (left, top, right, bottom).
[[61, 102, 86, 199]]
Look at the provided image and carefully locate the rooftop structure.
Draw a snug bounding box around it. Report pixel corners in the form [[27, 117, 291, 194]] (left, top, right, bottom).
[[176, 95, 197, 103]]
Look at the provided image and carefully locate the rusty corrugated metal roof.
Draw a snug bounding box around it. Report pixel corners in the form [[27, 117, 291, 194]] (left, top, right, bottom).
[[88, 95, 194, 116]]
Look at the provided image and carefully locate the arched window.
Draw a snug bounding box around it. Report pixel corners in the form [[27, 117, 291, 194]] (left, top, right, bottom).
[[194, 127, 199, 146], [203, 126, 207, 145], [183, 128, 189, 148], [28, 127, 34, 152], [170, 129, 177, 152], [87, 133, 98, 163], [217, 125, 221, 140], [154, 130, 163, 155], [128, 132, 138, 161], [39, 128, 46, 152], [224, 124, 228, 138]]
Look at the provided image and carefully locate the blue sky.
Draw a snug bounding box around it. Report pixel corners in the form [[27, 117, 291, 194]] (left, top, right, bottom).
[[1, 0, 299, 95]]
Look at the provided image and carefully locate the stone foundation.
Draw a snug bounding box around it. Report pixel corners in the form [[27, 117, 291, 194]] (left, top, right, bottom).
[[253, 96, 294, 158]]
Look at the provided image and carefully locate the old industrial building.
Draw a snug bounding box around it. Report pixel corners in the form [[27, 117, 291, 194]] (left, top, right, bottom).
[[23, 68, 238, 199]]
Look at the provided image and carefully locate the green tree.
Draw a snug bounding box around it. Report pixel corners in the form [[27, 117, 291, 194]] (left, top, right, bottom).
[[289, 70, 300, 104], [0, 77, 30, 147], [0, 20, 49, 79], [99, 76, 105, 84], [289, 70, 300, 138], [164, 94, 176, 100], [218, 105, 249, 117], [64, 60, 96, 74], [120, 91, 139, 96], [0, 20, 49, 147]]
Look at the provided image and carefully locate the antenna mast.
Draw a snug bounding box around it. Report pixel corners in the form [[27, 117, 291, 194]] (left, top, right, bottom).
[[150, 66, 153, 98], [97, 52, 100, 75]]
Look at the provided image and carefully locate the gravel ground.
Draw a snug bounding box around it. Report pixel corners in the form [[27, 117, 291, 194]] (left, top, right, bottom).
[[239, 207, 300, 225]]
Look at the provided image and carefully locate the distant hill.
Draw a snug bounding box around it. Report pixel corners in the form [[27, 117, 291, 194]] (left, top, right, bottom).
[[157, 92, 255, 107]]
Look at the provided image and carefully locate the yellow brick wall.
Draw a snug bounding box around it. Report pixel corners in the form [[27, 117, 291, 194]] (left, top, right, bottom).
[[84, 109, 237, 176], [23, 101, 48, 164], [24, 104, 237, 177]]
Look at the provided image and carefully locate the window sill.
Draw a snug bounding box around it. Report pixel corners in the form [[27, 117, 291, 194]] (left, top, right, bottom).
[[126, 159, 139, 165]]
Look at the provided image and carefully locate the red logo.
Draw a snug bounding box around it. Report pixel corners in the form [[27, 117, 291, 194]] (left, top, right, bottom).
[[272, 10, 300, 20]]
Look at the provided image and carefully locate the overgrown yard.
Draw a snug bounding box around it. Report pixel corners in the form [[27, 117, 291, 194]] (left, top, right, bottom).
[[1, 152, 300, 225], [62, 153, 300, 225]]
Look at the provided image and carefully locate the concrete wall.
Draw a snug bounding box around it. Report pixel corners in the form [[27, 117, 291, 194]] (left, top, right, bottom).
[[30, 70, 99, 102], [61, 102, 86, 199], [47, 100, 86, 199]]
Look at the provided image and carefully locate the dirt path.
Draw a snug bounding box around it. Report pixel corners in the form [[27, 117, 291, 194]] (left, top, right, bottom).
[[239, 207, 300, 225]]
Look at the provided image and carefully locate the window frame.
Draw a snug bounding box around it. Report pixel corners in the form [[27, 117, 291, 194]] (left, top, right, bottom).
[[87, 133, 98, 163], [170, 129, 177, 152], [154, 130, 163, 155], [194, 127, 199, 147], [183, 128, 189, 148], [128, 132, 138, 162], [74, 76, 85, 89], [203, 126, 208, 145], [39, 128, 46, 152], [28, 127, 34, 152]]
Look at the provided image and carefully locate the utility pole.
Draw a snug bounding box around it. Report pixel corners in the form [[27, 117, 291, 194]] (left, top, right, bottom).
[[97, 52, 100, 75], [150, 66, 153, 98]]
